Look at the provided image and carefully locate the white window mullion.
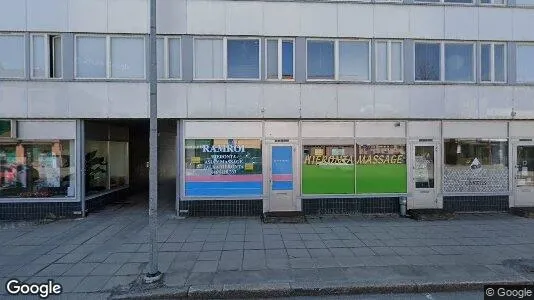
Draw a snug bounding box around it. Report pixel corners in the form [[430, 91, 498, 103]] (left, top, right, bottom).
[[471, 43, 478, 83], [490, 43, 495, 82], [45, 35, 51, 78], [334, 40, 339, 80], [106, 36, 111, 78], [164, 37, 170, 79], [440, 43, 445, 81], [278, 39, 283, 80], [386, 41, 393, 81], [222, 38, 228, 79]]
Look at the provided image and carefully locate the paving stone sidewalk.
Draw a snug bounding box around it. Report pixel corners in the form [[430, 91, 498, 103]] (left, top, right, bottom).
[[1, 202, 534, 299]]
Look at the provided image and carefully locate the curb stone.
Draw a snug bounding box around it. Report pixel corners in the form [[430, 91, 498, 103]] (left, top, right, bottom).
[[109, 279, 534, 299]]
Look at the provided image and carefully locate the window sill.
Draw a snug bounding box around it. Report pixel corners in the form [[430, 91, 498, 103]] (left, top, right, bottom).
[[85, 186, 129, 200], [0, 197, 78, 203]]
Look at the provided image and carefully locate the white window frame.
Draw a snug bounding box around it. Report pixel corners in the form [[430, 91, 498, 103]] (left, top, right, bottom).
[[480, 42, 507, 83], [265, 38, 295, 81], [74, 34, 146, 80], [158, 36, 182, 80], [337, 39, 372, 82], [375, 40, 404, 83], [0, 33, 26, 79], [516, 43, 534, 84], [414, 0, 474, 5], [225, 37, 262, 81], [480, 0, 506, 6], [305, 38, 337, 81], [30, 33, 63, 79], [192, 36, 224, 80], [414, 41, 476, 83], [306, 38, 371, 82]]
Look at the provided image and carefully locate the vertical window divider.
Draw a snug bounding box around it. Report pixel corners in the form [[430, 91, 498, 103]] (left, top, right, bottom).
[[164, 37, 170, 79], [387, 41, 392, 81], [106, 36, 111, 79], [334, 40, 339, 81], [222, 37, 228, 79], [471, 42, 478, 83], [440, 42, 445, 81], [490, 43, 495, 82], [277, 38, 283, 80], [45, 34, 51, 78]]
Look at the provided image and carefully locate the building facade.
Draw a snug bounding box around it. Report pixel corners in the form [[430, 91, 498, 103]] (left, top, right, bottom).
[[1, 0, 534, 219]]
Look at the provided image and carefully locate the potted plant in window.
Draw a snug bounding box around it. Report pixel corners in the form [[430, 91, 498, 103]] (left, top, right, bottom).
[[85, 150, 107, 193]]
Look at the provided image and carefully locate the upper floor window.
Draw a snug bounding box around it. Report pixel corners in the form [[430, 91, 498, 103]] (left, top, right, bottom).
[[75, 35, 145, 79], [415, 41, 475, 82], [194, 37, 260, 80], [375, 40, 403, 82], [31, 34, 62, 79], [480, 43, 506, 83], [306, 39, 370, 81], [517, 44, 534, 83], [0, 34, 25, 78], [194, 38, 223, 79], [480, 0, 505, 4], [266, 38, 294, 80], [157, 37, 181, 79], [227, 38, 260, 79], [415, 0, 473, 4]]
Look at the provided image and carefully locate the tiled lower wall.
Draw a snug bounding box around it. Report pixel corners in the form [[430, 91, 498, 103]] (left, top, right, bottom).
[[180, 200, 263, 216], [0, 202, 82, 220], [443, 195, 509, 212], [302, 197, 400, 215]]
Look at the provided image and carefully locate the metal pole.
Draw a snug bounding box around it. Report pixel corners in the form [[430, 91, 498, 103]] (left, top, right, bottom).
[[144, 0, 162, 283]]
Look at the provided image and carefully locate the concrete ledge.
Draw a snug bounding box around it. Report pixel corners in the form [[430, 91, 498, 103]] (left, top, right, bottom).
[[110, 278, 534, 299]]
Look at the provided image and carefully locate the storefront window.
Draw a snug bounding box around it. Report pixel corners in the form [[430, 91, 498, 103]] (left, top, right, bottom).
[[0, 141, 75, 198], [444, 139, 508, 193], [355, 144, 407, 194], [109, 142, 129, 189], [185, 139, 262, 197], [302, 145, 355, 194], [85, 141, 109, 195], [0, 120, 11, 138], [85, 140, 129, 195]]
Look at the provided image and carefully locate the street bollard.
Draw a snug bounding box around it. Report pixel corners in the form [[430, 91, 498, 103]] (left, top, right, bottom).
[[399, 196, 407, 217]]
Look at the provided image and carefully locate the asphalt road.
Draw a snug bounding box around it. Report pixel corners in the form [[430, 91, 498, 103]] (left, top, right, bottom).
[[253, 291, 484, 299]]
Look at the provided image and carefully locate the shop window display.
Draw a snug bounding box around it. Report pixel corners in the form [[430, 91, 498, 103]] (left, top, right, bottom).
[[85, 141, 109, 195], [444, 139, 508, 193], [109, 142, 129, 189], [302, 145, 355, 194], [85, 140, 129, 195], [0, 141, 75, 198], [301, 144, 407, 195], [185, 139, 262, 197], [355, 144, 407, 194]]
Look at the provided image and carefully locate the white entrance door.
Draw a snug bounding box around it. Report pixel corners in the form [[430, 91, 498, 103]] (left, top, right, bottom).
[[267, 144, 297, 212], [409, 142, 441, 209], [514, 143, 534, 207]]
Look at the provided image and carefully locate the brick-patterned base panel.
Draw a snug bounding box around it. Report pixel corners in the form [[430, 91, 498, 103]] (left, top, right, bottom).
[[443, 195, 509, 212], [0, 202, 82, 221], [180, 200, 263, 217], [303, 197, 400, 215], [86, 189, 130, 213]]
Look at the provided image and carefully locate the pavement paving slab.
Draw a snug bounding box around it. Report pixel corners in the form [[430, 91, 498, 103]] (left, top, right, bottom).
[[1, 205, 534, 299]]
